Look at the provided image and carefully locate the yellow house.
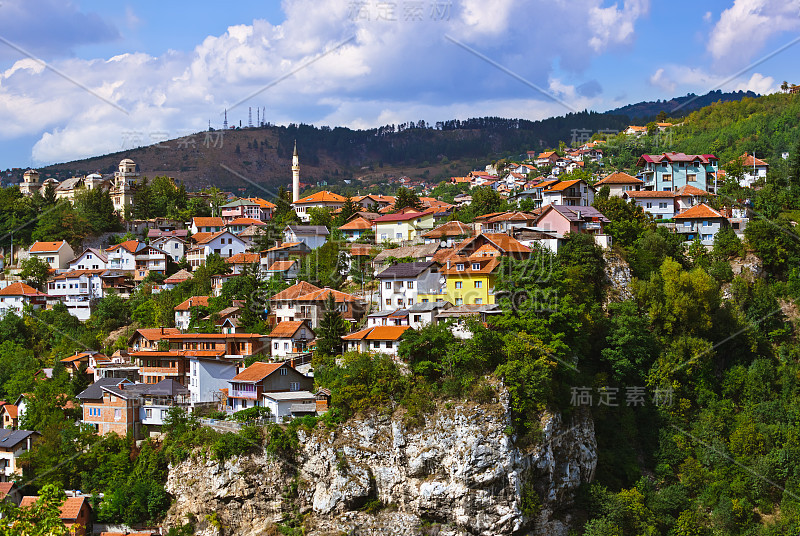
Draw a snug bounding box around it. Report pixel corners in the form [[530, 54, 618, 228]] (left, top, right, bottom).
[[418, 252, 499, 306], [372, 209, 435, 245]]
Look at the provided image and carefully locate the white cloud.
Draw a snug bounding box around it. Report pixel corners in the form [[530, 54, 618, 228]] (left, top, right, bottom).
[[708, 0, 800, 66], [647, 65, 777, 96], [0, 0, 651, 164], [649, 68, 676, 93]]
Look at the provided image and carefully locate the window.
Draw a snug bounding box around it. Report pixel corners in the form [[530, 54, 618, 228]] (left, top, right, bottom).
[[290, 382, 300, 391], [472, 263, 480, 270], [703, 220, 711, 227], [456, 264, 464, 271], [114, 409, 121, 420], [284, 342, 289, 351], [385, 299, 391, 305], [274, 342, 279, 350], [455, 281, 463, 289], [373, 341, 381, 349], [397, 299, 403, 305], [385, 282, 391, 289], [475, 298, 483, 304], [385, 341, 393, 349], [280, 368, 288, 376], [407, 281, 414, 289], [474, 281, 482, 288], [242, 400, 247, 408], [646, 202, 652, 209], [413, 315, 422, 323], [455, 298, 463, 305], [146, 409, 152, 418]]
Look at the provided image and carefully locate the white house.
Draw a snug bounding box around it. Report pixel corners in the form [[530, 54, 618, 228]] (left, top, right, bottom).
[[284, 225, 329, 250], [268, 320, 315, 358], [262, 391, 316, 421], [407, 301, 451, 329], [47, 270, 105, 321], [28, 241, 75, 270], [0, 430, 39, 482], [187, 231, 248, 270], [674, 203, 728, 245], [106, 240, 144, 271], [190, 217, 224, 234], [541, 179, 594, 207], [593, 172, 643, 197], [0, 282, 47, 316], [736, 153, 769, 188], [68, 248, 108, 271], [342, 325, 411, 357], [134, 245, 170, 280], [174, 296, 210, 331], [150, 236, 186, 263], [187, 356, 239, 404], [375, 261, 442, 309], [623, 191, 677, 219], [292, 191, 346, 222]]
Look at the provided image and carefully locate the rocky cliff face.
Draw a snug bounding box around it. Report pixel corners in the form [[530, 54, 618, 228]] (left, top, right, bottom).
[[603, 250, 633, 304], [165, 392, 596, 536]]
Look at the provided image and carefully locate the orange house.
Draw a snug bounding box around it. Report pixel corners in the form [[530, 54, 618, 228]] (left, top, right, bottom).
[[19, 495, 91, 536]]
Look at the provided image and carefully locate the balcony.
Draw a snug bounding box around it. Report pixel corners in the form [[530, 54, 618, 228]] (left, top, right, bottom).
[[229, 389, 258, 399]]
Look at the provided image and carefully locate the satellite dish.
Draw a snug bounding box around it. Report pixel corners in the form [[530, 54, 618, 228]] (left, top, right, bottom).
[[440, 240, 448, 248], [439, 276, 446, 285]]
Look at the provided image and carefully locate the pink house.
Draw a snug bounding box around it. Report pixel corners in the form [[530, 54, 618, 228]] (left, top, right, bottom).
[[534, 205, 610, 237]]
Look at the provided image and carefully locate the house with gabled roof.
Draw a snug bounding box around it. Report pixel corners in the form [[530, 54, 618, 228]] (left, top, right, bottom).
[[106, 240, 144, 271], [372, 209, 436, 245], [284, 225, 329, 249], [535, 205, 612, 248], [342, 325, 412, 357], [541, 179, 594, 207], [221, 198, 275, 223], [594, 172, 643, 197], [636, 152, 718, 193], [129, 327, 181, 351], [268, 320, 315, 358], [150, 235, 186, 263], [174, 296, 210, 330], [292, 191, 346, 222], [260, 241, 311, 267], [227, 361, 313, 412], [19, 495, 91, 536], [68, 248, 108, 271], [191, 217, 224, 234], [733, 153, 769, 188], [339, 216, 374, 242], [451, 233, 531, 260], [186, 230, 248, 270], [534, 151, 559, 167], [0, 481, 21, 508], [28, 240, 75, 270], [0, 282, 48, 315], [674, 203, 728, 245], [376, 261, 443, 309], [421, 221, 474, 246], [264, 259, 299, 280], [0, 429, 39, 482], [47, 270, 106, 320], [0, 404, 18, 429], [623, 190, 678, 219], [225, 252, 261, 274], [163, 268, 193, 290], [226, 217, 266, 234]]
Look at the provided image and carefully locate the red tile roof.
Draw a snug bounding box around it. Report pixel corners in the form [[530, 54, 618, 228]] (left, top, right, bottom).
[[0, 282, 46, 296], [342, 325, 411, 341], [0, 482, 15, 500], [595, 172, 643, 185], [231, 362, 285, 382], [339, 217, 373, 231], [268, 260, 296, 271], [296, 288, 362, 303], [270, 281, 322, 301], [268, 320, 312, 338], [29, 240, 68, 253], [227, 217, 266, 226], [674, 203, 724, 219], [421, 221, 473, 238], [545, 179, 582, 192], [106, 240, 141, 253], [2, 404, 18, 418], [372, 210, 433, 223], [737, 153, 769, 167], [225, 252, 260, 264], [134, 327, 181, 341], [174, 296, 210, 311], [19, 496, 87, 521], [193, 217, 224, 227], [294, 191, 346, 204]]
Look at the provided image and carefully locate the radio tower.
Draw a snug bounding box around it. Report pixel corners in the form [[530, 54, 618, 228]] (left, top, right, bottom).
[[262, 107, 266, 126], [256, 108, 260, 127], [248, 107, 253, 128], [223, 109, 228, 130]]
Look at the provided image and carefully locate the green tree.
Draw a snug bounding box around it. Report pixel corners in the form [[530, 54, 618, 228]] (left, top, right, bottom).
[[393, 186, 422, 211], [314, 294, 348, 356], [339, 196, 359, 222], [19, 256, 53, 291], [0, 483, 70, 536], [592, 195, 654, 248]]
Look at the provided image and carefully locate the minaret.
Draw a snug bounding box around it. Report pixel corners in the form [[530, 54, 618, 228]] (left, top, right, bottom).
[[292, 140, 300, 203]]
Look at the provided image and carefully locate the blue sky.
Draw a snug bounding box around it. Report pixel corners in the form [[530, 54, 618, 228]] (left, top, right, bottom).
[[0, 0, 798, 168]]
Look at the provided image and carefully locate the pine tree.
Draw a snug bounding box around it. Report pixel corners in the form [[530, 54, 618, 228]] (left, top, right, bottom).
[[394, 187, 421, 211], [314, 294, 348, 356]]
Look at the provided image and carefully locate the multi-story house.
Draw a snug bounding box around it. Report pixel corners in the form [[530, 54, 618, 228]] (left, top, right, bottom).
[[221, 198, 276, 223], [68, 248, 107, 270], [435, 254, 500, 306], [163, 333, 269, 359], [260, 242, 311, 268], [735, 153, 769, 188], [128, 327, 181, 351], [28, 240, 75, 270], [130, 350, 192, 385], [225, 252, 261, 274], [372, 209, 436, 244], [375, 261, 442, 309], [227, 361, 314, 412], [47, 270, 105, 321], [190, 217, 225, 234], [636, 152, 718, 193], [174, 296, 210, 331], [292, 191, 346, 222], [534, 205, 612, 248], [541, 179, 594, 207], [284, 225, 329, 249], [187, 356, 238, 404], [476, 211, 538, 234], [269, 282, 366, 328], [269, 281, 322, 324], [0, 404, 18, 429], [106, 240, 144, 272], [593, 172, 643, 197], [353, 194, 395, 212], [263, 259, 300, 280], [674, 203, 728, 245], [623, 191, 677, 219], [0, 282, 47, 315], [186, 231, 248, 270], [134, 244, 169, 280], [342, 325, 412, 357], [268, 320, 315, 358], [150, 235, 186, 263], [534, 151, 559, 167], [0, 430, 38, 482], [226, 217, 266, 234]]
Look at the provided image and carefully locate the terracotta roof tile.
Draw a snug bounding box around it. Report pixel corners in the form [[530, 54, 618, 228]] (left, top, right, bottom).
[[294, 191, 346, 204], [134, 328, 181, 341], [231, 362, 285, 382], [20, 496, 86, 521], [267, 260, 297, 271], [270, 281, 322, 301], [30, 240, 68, 253], [227, 217, 266, 226], [193, 217, 224, 227], [0, 282, 46, 296], [268, 320, 312, 338], [674, 203, 724, 219], [342, 325, 411, 341], [174, 296, 210, 311], [339, 217, 373, 231], [225, 252, 260, 264], [421, 221, 473, 238], [595, 172, 643, 185]]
